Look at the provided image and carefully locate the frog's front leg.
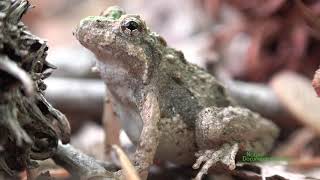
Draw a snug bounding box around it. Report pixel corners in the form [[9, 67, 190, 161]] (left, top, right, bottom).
[[193, 143, 238, 180], [134, 91, 161, 179], [193, 106, 279, 180]]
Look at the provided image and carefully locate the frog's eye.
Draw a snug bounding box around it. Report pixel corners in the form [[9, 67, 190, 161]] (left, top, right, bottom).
[[121, 17, 143, 36]]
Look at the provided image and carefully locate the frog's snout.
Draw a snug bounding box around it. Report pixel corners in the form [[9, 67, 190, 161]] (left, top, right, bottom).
[[75, 16, 111, 48], [74, 18, 93, 48]]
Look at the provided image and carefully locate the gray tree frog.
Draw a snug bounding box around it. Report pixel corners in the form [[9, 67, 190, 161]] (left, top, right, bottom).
[[75, 6, 279, 180]]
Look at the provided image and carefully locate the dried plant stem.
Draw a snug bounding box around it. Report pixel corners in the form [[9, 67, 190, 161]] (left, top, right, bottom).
[[52, 142, 114, 180]]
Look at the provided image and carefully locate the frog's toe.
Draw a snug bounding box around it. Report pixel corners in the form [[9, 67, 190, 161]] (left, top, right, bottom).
[[193, 143, 239, 180], [193, 150, 214, 169], [113, 165, 145, 180], [113, 170, 123, 179], [220, 144, 238, 170]]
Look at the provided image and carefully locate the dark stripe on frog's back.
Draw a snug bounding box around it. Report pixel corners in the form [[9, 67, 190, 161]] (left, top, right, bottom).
[[157, 48, 231, 127]]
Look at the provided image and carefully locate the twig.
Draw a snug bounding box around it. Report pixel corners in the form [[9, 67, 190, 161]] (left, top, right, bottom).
[[47, 47, 98, 79], [52, 142, 114, 180], [112, 145, 140, 180], [215, 68, 292, 120], [45, 73, 292, 125], [44, 78, 105, 118], [226, 80, 289, 120]]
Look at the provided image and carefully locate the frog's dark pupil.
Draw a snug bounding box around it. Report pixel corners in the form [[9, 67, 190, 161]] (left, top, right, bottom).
[[125, 21, 139, 31]]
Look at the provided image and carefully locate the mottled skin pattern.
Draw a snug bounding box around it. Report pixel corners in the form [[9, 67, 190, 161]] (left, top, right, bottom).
[[75, 6, 279, 179]]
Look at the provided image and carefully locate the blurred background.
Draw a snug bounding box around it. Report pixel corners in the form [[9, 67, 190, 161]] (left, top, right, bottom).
[[21, 0, 320, 178]]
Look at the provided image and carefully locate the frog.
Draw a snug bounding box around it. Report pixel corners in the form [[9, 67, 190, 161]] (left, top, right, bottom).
[[75, 6, 279, 180]]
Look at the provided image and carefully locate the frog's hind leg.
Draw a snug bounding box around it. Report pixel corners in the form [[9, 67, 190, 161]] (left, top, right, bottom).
[[192, 143, 238, 180]]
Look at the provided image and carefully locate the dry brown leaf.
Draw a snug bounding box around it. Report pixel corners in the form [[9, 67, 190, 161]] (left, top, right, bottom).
[[271, 71, 320, 135]]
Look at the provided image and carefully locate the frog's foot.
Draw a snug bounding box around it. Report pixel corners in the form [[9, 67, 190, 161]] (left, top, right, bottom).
[[113, 170, 122, 179], [192, 143, 239, 180], [81, 171, 114, 180], [113, 165, 144, 180]]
